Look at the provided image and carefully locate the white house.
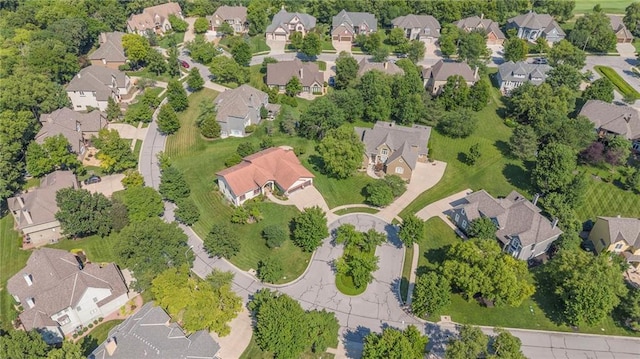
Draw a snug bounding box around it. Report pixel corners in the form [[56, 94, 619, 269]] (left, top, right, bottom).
[[7, 248, 129, 343], [66, 66, 132, 112], [216, 147, 314, 206]]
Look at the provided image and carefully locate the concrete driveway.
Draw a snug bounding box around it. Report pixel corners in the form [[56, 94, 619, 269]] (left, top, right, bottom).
[[183, 17, 197, 43], [107, 123, 147, 141], [617, 42, 636, 58], [266, 39, 286, 54], [332, 40, 352, 54], [82, 174, 124, 197]]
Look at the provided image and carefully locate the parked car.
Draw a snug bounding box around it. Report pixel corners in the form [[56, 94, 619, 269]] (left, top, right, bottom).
[[532, 57, 548, 65], [180, 60, 190, 68], [397, 53, 408, 58], [328, 76, 335, 87], [84, 175, 101, 185]]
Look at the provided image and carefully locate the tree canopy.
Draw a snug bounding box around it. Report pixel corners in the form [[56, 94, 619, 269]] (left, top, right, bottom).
[[399, 214, 425, 247], [362, 325, 429, 359], [299, 97, 346, 139], [334, 51, 359, 89], [204, 224, 241, 259], [118, 185, 164, 222], [93, 129, 137, 174], [317, 125, 365, 179], [25, 135, 81, 177], [569, 7, 617, 53], [291, 206, 329, 252], [412, 271, 451, 318], [56, 188, 112, 238]]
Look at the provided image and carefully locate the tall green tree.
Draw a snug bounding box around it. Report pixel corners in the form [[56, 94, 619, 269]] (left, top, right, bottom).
[[467, 217, 497, 239], [122, 33, 150, 68], [26, 39, 79, 83], [168, 14, 188, 32], [25, 135, 81, 177], [106, 97, 122, 121], [119, 186, 164, 222], [187, 67, 205, 91], [301, 32, 322, 58], [93, 129, 137, 173], [439, 75, 471, 111], [247, 0, 270, 35], [546, 64, 583, 91], [569, 7, 617, 53], [289, 31, 304, 50], [508, 125, 539, 160], [146, 49, 167, 75], [299, 97, 346, 139], [157, 103, 181, 135], [285, 76, 302, 97], [56, 188, 113, 238], [445, 325, 489, 359], [116, 218, 192, 291], [0, 110, 36, 202], [503, 37, 528, 62], [159, 165, 190, 201], [335, 51, 359, 89], [362, 325, 429, 359], [412, 272, 451, 318], [185, 35, 218, 64], [358, 70, 392, 122], [231, 41, 252, 66], [167, 80, 188, 111], [548, 39, 586, 68], [210, 56, 249, 84], [204, 224, 241, 259], [491, 328, 526, 359], [407, 39, 426, 63], [624, 2, 640, 37], [531, 143, 577, 194], [317, 125, 365, 179], [533, 0, 575, 22], [194, 17, 209, 33], [582, 78, 615, 103], [438, 24, 461, 58], [291, 206, 329, 252], [437, 108, 478, 138], [167, 46, 181, 78], [0, 330, 49, 359], [457, 30, 489, 67], [399, 214, 425, 247], [0, 70, 69, 117]]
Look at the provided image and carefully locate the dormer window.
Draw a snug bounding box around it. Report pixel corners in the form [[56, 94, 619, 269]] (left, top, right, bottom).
[[26, 297, 35, 308]]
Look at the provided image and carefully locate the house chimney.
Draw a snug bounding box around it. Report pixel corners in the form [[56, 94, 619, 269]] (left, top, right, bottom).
[[551, 218, 559, 229], [106, 337, 117, 356], [23, 273, 33, 286], [299, 68, 303, 79], [100, 32, 107, 44], [532, 193, 540, 206], [480, 13, 484, 19], [17, 196, 25, 208], [473, 66, 479, 80], [22, 209, 33, 224], [384, 62, 388, 69]]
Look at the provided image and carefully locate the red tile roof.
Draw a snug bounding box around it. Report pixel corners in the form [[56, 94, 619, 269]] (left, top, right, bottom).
[[217, 147, 314, 196]]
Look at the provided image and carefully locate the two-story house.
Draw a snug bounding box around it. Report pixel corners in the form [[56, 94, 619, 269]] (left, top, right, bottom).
[[207, 6, 248, 34], [127, 2, 183, 36], [88, 32, 126, 70], [7, 171, 78, 248], [455, 15, 506, 45], [36, 108, 108, 158], [7, 248, 129, 343], [355, 121, 431, 182], [214, 84, 279, 138], [265, 9, 316, 41], [449, 190, 563, 261], [217, 147, 315, 206], [332, 10, 377, 43], [357, 58, 405, 77], [66, 66, 132, 112], [578, 100, 640, 152], [608, 15, 634, 43], [497, 61, 552, 94], [391, 14, 440, 43], [266, 59, 325, 95], [506, 11, 565, 44], [589, 216, 640, 269], [422, 60, 478, 95]]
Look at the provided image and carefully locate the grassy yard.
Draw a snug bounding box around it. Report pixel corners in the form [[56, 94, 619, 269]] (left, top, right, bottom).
[[158, 32, 185, 48], [240, 333, 336, 359], [400, 83, 529, 218], [48, 235, 117, 264], [134, 139, 143, 158], [81, 319, 123, 356], [594, 65, 640, 100], [0, 215, 30, 330], [399, 244, 413, 303], [574, 0, 628, 14], [411, 218, 638, 336], [575, 172, 640, 221], [333, 207, 378, 216]]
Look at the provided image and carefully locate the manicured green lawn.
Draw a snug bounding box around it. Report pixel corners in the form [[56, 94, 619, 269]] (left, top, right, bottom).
[[575, 172, 640, 222], [158, 32, 185, 48], [399, 244, 413, 303], [594, 65, 640, 99], [0, 215, 30, 330], [412, 218, 638, 336], [574, 0, 628, 14], [315, 61, 327, 71], [335, 273, 366, 296], [134, 139, 142, 158], [22, 177, 40, 190], [333, 207, 378, 216], [239, 333, 336, 359], [400, 83, 529, 218], [48, 235, 117, 264], [81, 319, 123, 356]]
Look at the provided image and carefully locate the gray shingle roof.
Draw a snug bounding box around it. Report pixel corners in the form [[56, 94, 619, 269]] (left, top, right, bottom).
[[7, 171, 78, 229], [214, 84, 267, 134], [425, 60, 478, 82], [579, 100, 640, 141], [451, 190, 563, 246], [357, 58, 404, 77], [36, 108, 107, 153], [455, 16, 505, 39], [265, 9, 316, 34], [355, 121, 431, 170], [7, 248, 128, 331], [332, 9, 377, 32], [266, 59, 324, 87], [392, 14, 440, 37], [507, 12, 565, 36], [208, 5, 247, 22], [66, 66, 128, 101], [498, 61, 552, 86], [597, 216, 640, 248], [88, 32, 126, 63], [89, 302, 220, 359]]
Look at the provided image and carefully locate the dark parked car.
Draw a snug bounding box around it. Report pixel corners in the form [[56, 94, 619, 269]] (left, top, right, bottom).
[[397, 53, 408, 58], [532, 57, 548, 65], [84, 175, 101, 185], [180, 60, 190, 69]]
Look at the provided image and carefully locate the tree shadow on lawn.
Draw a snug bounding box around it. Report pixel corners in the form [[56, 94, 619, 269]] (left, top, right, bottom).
[[416, 245, 451, 276], [494, 140, 511, 158], [502, 163, 533, 194], [531, 269, 567, 327], [307, 154, 324, 173]]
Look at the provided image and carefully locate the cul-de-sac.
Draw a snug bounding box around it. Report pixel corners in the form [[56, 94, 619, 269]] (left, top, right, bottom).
[[2, 1, 640, 358]]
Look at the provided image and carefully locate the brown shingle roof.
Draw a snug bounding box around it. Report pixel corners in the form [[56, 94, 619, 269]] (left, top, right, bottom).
[[66, 66, 128, 101], [88, 32, 126, 63], [357, 58, 405, 77], [127, 2, 182, 33], [355, 121, 431, 170], [579, 100, 640, 141], [266, 59, 324, 87], [216, 147, 314, 197], [455, 16, 506, 40], [426, 60, 478, 82], [208, 6, 247, 22], [7, 171, 78, 229], [392, 14, 440, 37], [7, 248, 127, 331], [608, 15, 634, 41], [36, 108, 107, 153]]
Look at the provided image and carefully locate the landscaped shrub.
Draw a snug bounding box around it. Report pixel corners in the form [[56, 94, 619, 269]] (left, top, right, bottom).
[[98, 317, 104, 322], [72, 333, 78, 339], [262, 225, 287, 248], [595, 65, 640, 100], [231, 206, 249, 224], [257, 257, 284, 283], [88, 323, 94, 329], [93, 319, 99, 325], [364, 180, 394, 207], [224, 153, 242, 167]]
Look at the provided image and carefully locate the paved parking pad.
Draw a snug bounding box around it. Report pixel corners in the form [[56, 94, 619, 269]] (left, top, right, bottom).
[[82, 174, 124, 197]]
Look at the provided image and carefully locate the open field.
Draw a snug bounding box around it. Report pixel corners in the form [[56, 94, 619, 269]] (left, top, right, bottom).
[[575, 172, 640, 221], [574, 0, 628, 14]]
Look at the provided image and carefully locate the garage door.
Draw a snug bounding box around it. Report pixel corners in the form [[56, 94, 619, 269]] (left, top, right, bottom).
[[340, 36, 351, 42], [288, 180, 312, 194], [333, 35, 339, 40], [275, 34, 286, 41]]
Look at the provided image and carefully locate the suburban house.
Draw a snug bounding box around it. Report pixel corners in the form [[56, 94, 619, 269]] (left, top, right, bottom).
[[214, 84, 279, 138], [455, 15, 506, 45], [422, 60, 478, 95], [266, 59, 324, 95], [391, 14, 440, 43], [449, 190, 563, 261], [89, 302, 220, 359], [357, 58, 405, 77], [216, 147, 314, 206], [7, 171, 78, 248], [578, 100, 640, 152], [608, 15, 634, 43], [207, 5, 247, 34], [7, 248, 129, 343], [126, 2, 183, 35], [331, 10, 377, 43], [36, 108, 108, 157], [66, 66, 132, 112], [265, 8, 316, 41], [88, 32, 126, 69], [497, 61, 552, 94], [506, 12, 565, 44], [589, 216, 640, 268], [354, 121, 431, 182]]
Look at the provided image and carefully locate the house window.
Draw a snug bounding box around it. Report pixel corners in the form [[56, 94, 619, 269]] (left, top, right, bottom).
[[381, 149, 388, 155], [239, 194, 246, 201], [253, 188, 260, 195], [395, 167, 404, 174], [455, 214, 459, 222], [79, 91, 86, 97], [57, 316, 70, 325], [93, 297, 98, 303], [614, 243, 623, 250], [600, 238, 606, 247], [76, 306, 82, 312], [462, 220, 467, 229]]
